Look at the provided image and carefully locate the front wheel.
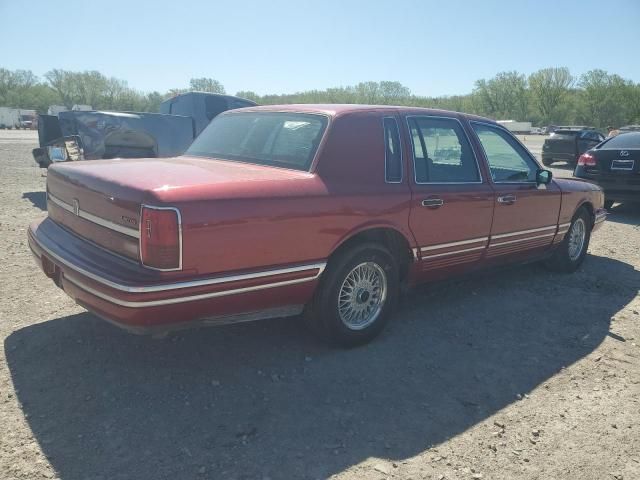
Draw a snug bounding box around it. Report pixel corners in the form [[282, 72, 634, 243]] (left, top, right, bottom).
[[544, 207, 591, 273], [305, 243, 399, 347]]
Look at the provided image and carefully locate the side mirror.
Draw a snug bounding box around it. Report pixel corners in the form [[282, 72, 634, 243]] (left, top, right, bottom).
[[536, 169, 552, 185]]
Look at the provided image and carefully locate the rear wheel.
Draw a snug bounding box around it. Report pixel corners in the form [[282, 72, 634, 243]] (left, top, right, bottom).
[[544, 207, 591, 273], [542, 158, 553, 166], [305, 243, 399, 347]]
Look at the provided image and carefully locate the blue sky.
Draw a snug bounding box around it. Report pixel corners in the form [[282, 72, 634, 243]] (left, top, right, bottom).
[[2, 0, 639, 97]]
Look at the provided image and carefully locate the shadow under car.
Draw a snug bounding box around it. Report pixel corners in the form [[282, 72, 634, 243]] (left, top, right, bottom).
[[5, 254, 637, 479]]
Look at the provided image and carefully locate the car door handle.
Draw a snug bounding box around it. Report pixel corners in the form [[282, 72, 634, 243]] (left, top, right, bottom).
[[497, 194, 517, 205], [422, 198, 444, 208]]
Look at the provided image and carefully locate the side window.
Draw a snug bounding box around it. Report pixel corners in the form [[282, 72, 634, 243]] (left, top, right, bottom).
[[268, 119, 325, 167], [472, 123, 538, 183], [383, 117, 402, 183], [582, 131, 603, 142], [408, 117, 480, 183]]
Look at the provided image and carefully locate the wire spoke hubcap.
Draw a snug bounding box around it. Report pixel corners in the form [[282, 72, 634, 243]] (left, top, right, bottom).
[[568, 218, 586, 261], [338, 262, 387, 330]]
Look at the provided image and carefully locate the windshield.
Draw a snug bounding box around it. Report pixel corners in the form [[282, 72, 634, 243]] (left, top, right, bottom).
[[186, 111, 328, 171]]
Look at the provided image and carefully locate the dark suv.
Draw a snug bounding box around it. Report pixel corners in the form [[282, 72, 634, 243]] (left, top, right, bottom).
[[542, 127, 605, 167]]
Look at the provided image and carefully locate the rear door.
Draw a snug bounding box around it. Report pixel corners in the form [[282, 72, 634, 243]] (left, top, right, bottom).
[[405, 115, 494, 279], [470, 122, 561, 263]]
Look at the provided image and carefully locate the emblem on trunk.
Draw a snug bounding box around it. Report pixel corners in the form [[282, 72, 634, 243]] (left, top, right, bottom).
[[121, 215, 138, 227], [620, 150, 629, 157], [73, 199, 80, 216]]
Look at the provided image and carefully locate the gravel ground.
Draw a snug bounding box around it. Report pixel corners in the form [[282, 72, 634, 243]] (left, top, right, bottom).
[[1, 130, 639, 480]]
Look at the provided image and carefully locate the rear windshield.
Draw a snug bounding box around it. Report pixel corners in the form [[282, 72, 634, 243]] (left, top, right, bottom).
[[186, 112, 328, 171], [600, 132, 640, 149]]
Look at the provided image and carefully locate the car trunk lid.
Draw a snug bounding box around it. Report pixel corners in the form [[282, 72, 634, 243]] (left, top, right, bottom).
[[45, 156, 315, 263], [594, 148, 640, 174]]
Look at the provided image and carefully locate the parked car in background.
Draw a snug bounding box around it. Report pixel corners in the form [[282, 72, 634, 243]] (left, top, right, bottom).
[[28, 105, 606, 346], [574, 131, 640, 209], [19, 109, 37, 129], [32, 92, 257, 168], [542, 127, 605, 166]]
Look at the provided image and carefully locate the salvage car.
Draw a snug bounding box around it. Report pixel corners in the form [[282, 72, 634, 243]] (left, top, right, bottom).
[[574, 131, 640, 209], [32, 92, 257, 168], [28, 105, 606, 346], [542, 127, 605, 167]]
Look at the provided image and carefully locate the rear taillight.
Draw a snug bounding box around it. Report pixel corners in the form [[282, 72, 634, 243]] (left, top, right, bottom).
[[577, 153, 597, 167], [140, 206, 181, 270]]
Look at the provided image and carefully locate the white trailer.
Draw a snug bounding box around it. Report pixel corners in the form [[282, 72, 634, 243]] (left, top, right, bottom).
[[72, 104, 93, 111], [47, 105, 68, 116], [497, 120, 532, 134], [0, 107, 20, 129]]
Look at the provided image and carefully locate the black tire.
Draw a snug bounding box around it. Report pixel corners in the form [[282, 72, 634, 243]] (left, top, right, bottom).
[[544, 207, 591, 273], [604, 199, 615, 210], [305, 242, 399, 347], [541, 158, 553, 166]]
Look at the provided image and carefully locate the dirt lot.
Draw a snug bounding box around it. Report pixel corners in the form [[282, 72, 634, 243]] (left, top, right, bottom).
[[1, 130, 639, 480]]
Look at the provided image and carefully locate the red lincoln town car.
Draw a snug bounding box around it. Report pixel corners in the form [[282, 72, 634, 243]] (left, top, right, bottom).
[[28, 105, 606, 345]]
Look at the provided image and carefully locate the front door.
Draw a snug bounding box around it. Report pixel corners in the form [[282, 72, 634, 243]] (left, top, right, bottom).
[[469, 122, 561, 263], [405, 115, 495, 280]]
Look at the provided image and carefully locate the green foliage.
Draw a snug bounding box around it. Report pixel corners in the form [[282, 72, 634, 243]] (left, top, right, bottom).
[[189, 77, 226, 94], [528, 67, 574, 124], [576, 69, 636, 127], [0, 67, 638, 127], [473, 71, 528, 120]]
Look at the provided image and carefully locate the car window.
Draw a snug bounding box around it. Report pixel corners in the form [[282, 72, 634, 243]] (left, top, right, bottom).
[[599, 131, 640, 148], [581, 131, 600, 141], [186, 112, 327, 171], [472, 123, 538, 183], [407, 117, 480, 183], [383, 117, 402, 183]]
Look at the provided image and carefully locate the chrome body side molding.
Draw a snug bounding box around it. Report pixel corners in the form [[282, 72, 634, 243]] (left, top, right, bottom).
[[31, 234, 325, 295], [48, 192, 140, 238]]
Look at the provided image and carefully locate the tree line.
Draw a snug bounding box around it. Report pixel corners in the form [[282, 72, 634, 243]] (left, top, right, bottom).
[[1, 67, 638, 128]]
